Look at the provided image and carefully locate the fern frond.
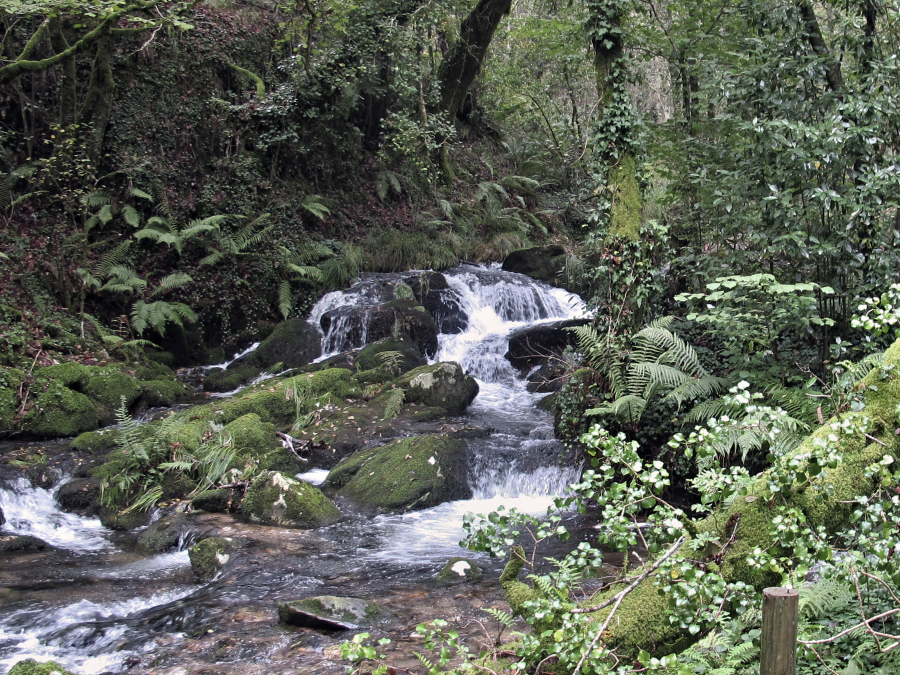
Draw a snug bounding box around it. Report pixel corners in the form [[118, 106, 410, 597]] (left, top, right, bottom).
[[128, 187, 153, 201], [278, 280, 293, 319], [122, 204, 141, 228], [152, 273, 193, 295], [382, 388, 405, 421], [301, 195, 331, 220]]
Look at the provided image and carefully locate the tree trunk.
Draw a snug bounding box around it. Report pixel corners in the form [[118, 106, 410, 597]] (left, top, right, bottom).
[[77, 30, 115, 164], [437, 0, 512, 120], [48, 15, 76, 127]]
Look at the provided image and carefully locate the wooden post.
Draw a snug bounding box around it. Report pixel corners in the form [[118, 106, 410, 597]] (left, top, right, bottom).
[[760, 587, 799, 675]]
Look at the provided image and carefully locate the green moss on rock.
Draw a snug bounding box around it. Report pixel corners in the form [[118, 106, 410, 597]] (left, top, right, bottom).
[[191, 488, 238, 513], [6, 658, 77, 675], [34, 362, 90, 387], [70, 429, 120, 453], [222, 413, 277, 457], [242, 470, 341, 528], [437, 557, 483, 584], [203, 365, 264, 393], [99, 506, 150, 531], [278, 595, 389, 628], [326, 435, 470, 512], [140, 379, 188, 407], [0, 367, 24, 432], [258, 446, 306, 474], [20, 381, 99, 437], [356, 337, 426, 374], [84, 369, 142, 416], [135, 362, 175, 381], [188, 536, 233, 582], [251, 318, 322, 369]]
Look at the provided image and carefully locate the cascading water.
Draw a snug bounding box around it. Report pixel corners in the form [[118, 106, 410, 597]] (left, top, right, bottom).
[[0, 263, 590, 673]]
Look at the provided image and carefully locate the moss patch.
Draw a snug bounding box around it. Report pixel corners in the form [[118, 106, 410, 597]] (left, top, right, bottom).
[[34, 362, 89, 387], [242, 470, 342, 528], [393, 362, 479, 415], [189, 536, 233, 582], [6, 659, 77, 675], [0, 367, 24, 431], [140, 379, 188, 407], [20, 381, 99, 437], [70, 429, 120, 453], [84, 369, 142, 417], [222, 413, 277, 457], [326, 435, 470, 512]]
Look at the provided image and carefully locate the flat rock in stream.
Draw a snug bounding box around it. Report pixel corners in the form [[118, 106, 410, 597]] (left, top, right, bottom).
[[0, 534, 52, 553], [278, 595, 391, 630]]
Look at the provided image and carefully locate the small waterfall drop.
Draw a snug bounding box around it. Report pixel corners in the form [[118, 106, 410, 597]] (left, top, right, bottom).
[[0, 478, 110, 552]]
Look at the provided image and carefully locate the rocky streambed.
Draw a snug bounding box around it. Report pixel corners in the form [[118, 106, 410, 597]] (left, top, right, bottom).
[[0, 263, 609, 675]]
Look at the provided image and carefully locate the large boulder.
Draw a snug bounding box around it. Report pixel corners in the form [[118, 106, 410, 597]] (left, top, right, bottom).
[[326, 435, 470, 513], [501, 245, 567, 286], [394, 362, 479, 415], [203, 365, 264, 393], [242, 471, 341, 528], [248, 318, 322, 370], [356, 337, 426, 374], [507, 319, 589, 392], [83, 369, 142, 419], [19, 380, 99, 437]]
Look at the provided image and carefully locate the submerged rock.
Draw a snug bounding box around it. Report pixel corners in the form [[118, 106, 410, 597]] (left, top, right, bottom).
[[437, 557, 483, 585], [188, 536, 234, 582], [278, 595, 391, 630], [326, 435, 470, 513], [395, 362, 479, 415], [242, 471, 341, 528]]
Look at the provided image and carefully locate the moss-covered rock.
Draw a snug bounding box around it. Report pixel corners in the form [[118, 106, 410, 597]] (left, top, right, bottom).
[[34, 362, 89, 387], [222, 413, 277, 457], [84, 369, 142, 420], [250, 318, 322, 369], [135, 361, 175, 381], [394, 362, 479, 415], [188, 536, 233, 582], [437, 557, 483, 584], [0, 366, 24, 432], [356, 337, 426, 374], [20, 380, 99, 437], [191, 488, 239, 513], [137, 514, 194, 554], [6, 658, 77, 675], [367, 298, 439, 358], [326, 435, 470, 513], [70, 429, 120, 453], [242, 471, 342, 528], [140, 379, 189, 407], [98, 506, 150, 531], [203, 365, 264, 393], [278, 595, 390, 629], [258, 446, 306, 474]]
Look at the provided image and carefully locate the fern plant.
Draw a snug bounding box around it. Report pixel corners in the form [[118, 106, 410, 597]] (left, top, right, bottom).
[[571, 316, 728, 428]]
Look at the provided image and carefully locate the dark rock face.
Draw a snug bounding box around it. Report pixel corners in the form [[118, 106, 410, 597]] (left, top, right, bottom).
[[501, 245, 567, 286], [136, 514, 208, 554], [0, 534, 51, 553], [404, 271, 468, 335], [321, 298, 439, 358], [56, 477, 103, 515], [506, 319, 589, 392], [248, 318, 322, 370]]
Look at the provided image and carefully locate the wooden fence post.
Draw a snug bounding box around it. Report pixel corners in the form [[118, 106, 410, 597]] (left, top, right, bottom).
[[760, 587, 799, 675]]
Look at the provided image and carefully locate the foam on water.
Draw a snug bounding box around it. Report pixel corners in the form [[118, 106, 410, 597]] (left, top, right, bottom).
[[0, 478, 110, 552]]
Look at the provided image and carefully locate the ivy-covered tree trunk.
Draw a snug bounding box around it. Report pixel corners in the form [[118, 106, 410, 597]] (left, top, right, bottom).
[[437, 0, 512, 120], [48, 15, 77, 127], [587, 0, 641, 241]]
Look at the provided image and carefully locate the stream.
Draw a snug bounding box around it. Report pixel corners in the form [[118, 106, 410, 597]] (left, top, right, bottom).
[[0, 264, 605, 675]]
